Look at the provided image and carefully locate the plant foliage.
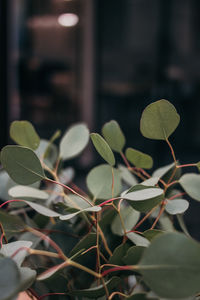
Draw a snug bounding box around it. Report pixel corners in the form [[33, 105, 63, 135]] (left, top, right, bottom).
[[0, 99, 200, 299]]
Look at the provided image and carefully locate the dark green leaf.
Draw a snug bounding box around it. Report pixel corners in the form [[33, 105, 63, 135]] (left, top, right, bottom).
[[165, 199, 189, 215], [10, 120, 40, 150], [70, 233, 97, 257], [59, 123, 89, 160], [0, 210, 26, 235], [90, 133, 115, 166], [109, 243, 130, 265], [69, 276, 121, 298], [86, 164, 122, 200], [179, 173, 200, 201], [102, 120, 125, 152], [124, 185, 164, 212], [139, 232, 200, 298], [1, 146, 45, 185], [140, 100, 180, 140], [123, 246, 145, 265], [142, 229, 164, 241], [125, 148, 153, 169]]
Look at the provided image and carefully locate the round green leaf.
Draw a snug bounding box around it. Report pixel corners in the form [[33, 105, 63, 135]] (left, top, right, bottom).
[[0, 257, 21, 300], [124, 185, 164, 212], [139, 232, 200, 298], [125, 148, 153, 169], [111, 203, 140, 236], [25, 201, 61, 217], [59, 123, 89, 160], [123, 246, 145, 265], [102, 120, 125, 152], [179, 173, 200, 201], [86, 164, 122, 200], [109, 243, 130, 265], [140, 100, 180, 140], [10, 120, 40, 150], [1, 146, 45, 185], [90, 133, 115, 166], [165, 199, 189, 215]]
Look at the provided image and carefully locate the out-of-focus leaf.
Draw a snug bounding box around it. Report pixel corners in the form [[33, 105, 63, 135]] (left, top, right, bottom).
[[8, 185, 48, 200], [165, 199, 189, 215], [59, 123, 89, 160], [69, 276, 121, 298], [139, 232, 200, 298], [126, 232, 150, 247], [179, 173, 200, 201], [10, 120, 40, 150], [118, 164, 138, 186]]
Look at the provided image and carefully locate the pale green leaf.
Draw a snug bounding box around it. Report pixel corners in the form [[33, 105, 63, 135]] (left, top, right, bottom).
[[123, 186, 164, 212], [59, 206, 101, 220], [35, 139, 58, 169], [59, 123, 89, 160], [1, 146, 45, 185], [141, 177, 159, 186], [64, 194, 91, 210], [126, 232, 150, 247], [118, 164, 138, 186], [24, 201, 61, 217], [102, 120, 125, 152], [140, 100, 180, 140], [90, 133, 115, 166], [0, 241, 32, 266], [139, 232, 200, 298], [165, 199, 189, 215], [10, 120, 40, 150], [125, 148, 153, 169], [8, 185, 48, 200], [111, 203, 140, 236], [179, 173, 200, 201], [86, 164, 122, 200], [0, 257, 21, 300]]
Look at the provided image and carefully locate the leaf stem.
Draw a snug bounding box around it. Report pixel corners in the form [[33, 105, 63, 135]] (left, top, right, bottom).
[[166, 138, 177, 165], [151, 202, 166, 229]]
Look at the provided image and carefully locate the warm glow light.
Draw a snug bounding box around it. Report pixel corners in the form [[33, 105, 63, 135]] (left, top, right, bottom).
[[58, 13, 79, 27]]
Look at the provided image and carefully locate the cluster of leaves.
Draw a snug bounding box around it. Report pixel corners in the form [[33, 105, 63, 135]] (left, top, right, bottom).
[[1, 100, 200, 300]]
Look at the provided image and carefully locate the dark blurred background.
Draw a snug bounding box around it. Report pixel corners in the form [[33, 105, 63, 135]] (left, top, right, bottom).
[[1, 0, 200, 166], [1, 0, 200, 238]]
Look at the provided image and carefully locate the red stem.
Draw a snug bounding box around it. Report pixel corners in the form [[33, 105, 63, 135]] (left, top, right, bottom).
[[101, 265, 133, 277], [169, 192, 186, 200], [38, 293, 66, 300], [99, 197, 120, 207]]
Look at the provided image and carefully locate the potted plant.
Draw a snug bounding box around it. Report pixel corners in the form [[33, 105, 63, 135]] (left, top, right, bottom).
[[0, 99, 200, 300]]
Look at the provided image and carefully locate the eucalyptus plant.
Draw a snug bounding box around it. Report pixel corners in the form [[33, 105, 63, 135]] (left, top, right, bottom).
[[1, 99, 200, 300]]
